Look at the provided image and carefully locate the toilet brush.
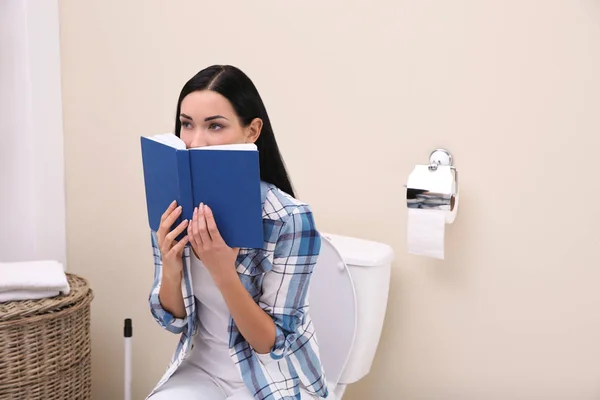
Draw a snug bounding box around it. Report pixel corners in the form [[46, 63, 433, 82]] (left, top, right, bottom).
[[124, 318, 133, 400]]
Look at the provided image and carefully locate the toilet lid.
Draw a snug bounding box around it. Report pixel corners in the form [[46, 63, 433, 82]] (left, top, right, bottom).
[[308, 233, 357, 386]]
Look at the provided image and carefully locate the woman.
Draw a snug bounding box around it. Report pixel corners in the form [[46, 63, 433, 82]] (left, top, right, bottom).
[[146, 65, 329, 400]]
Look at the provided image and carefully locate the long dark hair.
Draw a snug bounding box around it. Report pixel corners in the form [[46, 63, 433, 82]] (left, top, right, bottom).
[[174, 65, 295, 198]]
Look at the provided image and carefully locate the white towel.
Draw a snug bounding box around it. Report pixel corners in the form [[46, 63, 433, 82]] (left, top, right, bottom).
[[0, 260, 70, 302], [0, 290, 60, 302]]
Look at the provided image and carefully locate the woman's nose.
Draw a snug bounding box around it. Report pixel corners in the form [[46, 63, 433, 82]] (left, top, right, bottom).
[[186, 132, 207, 148]]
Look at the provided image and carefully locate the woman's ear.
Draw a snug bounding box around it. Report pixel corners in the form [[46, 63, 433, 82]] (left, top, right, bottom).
[[245, 118, 263, 143]]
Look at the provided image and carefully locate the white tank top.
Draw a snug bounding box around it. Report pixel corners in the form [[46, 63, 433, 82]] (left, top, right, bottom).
[[188, 254, 244, 385]]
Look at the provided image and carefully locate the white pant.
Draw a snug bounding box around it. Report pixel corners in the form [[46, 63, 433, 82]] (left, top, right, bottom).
[[149, 360, 319, 400]]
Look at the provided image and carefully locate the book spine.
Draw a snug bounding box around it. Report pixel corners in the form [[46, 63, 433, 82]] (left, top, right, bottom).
[[176, 150, 193, 240]]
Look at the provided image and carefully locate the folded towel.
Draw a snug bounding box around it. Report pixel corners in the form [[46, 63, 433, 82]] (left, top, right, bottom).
[[0, 260, 70, 302], [0, 290, 60, 302]]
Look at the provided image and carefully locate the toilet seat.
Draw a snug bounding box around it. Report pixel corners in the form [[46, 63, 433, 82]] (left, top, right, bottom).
[[308, 234, 357, 395]]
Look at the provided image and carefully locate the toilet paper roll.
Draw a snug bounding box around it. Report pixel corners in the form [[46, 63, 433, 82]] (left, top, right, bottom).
[[407, 201, 459, 259], [406, 165, 459, 259], [407, 208, 446, 259]]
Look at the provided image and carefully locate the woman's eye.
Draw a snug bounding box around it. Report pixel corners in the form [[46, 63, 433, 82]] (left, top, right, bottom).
[[181, 121, 193, 129], [208, 123, 222, 131]]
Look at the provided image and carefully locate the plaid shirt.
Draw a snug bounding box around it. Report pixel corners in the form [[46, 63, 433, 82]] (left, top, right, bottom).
[[146, 181, 329, 400]]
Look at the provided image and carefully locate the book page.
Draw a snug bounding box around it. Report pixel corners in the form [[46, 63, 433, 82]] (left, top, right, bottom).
[[190, 143, 257, 151], [146, 133, 186, 150]]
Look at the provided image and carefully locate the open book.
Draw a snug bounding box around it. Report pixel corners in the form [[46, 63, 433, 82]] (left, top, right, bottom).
[[140, 133, 263, 249]]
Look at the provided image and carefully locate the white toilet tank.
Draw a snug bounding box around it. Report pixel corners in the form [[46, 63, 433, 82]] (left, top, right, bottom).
[[321, 233, 394, 385]]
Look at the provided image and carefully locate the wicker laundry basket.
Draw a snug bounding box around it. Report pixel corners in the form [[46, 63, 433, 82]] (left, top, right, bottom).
[[0, 273, 94, 399]]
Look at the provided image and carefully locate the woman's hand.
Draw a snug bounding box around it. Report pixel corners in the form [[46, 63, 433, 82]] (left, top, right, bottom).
[[188, 203, 239, 285], [156, 200, 189, 278]]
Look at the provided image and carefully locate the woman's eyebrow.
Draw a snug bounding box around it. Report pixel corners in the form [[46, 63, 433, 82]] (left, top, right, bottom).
[[180, 113, 193, 120], [204, 115, 228, 121]]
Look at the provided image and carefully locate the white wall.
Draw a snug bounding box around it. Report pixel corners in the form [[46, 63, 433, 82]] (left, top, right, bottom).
[[0, 0, 66, 267]]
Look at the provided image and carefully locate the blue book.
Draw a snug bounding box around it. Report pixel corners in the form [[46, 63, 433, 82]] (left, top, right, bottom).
[[140, 133, 263, 249]]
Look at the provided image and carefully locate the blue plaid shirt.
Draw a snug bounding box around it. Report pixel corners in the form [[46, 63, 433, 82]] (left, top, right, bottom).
[[146, 181, 329, 400]]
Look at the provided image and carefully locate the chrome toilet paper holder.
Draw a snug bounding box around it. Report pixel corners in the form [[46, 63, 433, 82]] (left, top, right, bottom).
[[404, 148, 459, 219], [405, 149, 460, 259], [404, 149, 458, 187], [428, 148, 457, 180], [428, 149, 458, 190]]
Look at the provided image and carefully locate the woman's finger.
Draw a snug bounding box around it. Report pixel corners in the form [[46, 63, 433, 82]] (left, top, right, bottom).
[[158, 205, 182, 243], [164, 218, 188, 249], [197, 203, 212, 246], [187, 221, 197, 250], [169, 235, 189, 257], [163, 205, 183, 229], [203, 205, 222, 243], [191, 206, 203, 248], [187, 210, 201, 259], [160, 200, 178, 224]]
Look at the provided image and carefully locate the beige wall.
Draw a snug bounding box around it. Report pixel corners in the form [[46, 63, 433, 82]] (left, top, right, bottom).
[[59, 1, 600, 399]]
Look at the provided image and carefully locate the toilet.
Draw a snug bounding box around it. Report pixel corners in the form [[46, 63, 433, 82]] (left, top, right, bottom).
[[308, 232, 394, 399]]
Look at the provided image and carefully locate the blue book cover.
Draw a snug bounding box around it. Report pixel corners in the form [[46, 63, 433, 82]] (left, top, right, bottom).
[[140, 133, 263, 249]]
